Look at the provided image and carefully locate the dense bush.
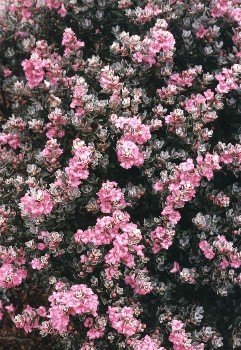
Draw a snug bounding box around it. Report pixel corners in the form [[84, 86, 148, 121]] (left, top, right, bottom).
[[0, 0, 241, 349]]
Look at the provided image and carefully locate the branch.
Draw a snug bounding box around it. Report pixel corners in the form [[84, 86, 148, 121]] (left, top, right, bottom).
[[0, 336, 29, 342]]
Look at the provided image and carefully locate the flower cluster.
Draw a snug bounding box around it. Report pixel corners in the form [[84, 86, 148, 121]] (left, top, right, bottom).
[[108, 306, 144, 337], [97, 181, 127, 213], [20, 189, 53, 219], [45, 283, 99, 334], [169, 320, 205, 350], [0, 263, 27, 289], [62, 28, 84, 57]]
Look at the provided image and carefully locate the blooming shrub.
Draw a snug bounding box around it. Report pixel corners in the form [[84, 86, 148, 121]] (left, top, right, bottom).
[[0, 0, 241, 349]]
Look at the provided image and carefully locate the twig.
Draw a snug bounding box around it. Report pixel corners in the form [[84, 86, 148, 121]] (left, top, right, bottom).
[[0, 336, 29, 342]]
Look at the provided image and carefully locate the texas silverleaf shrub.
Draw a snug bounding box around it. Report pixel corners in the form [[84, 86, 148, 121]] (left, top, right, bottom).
[[0, 1, 241, 349]]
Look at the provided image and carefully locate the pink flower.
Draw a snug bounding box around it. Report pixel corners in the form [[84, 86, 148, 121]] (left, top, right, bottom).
[[20, 189, 53, 218], [117, 139, 144, 169], [196, 25, 208, 38], [199, 240, 215, 260], [97, 181, 127, 213], [5, 304, 15, 313], [41, 138, 63, 171], [100, 66, 123, 92], [124, 270, 153, 295], [14, 305, 39, 333], [87, 327, 105, 340], [45, 0, 62, 10], [31, 254, 50, 270], [161, 206, 181, 224], [204, 89, 214, 100], [64, 139, 93, 188], [153, 181, 164, 192], [112, 116, 151, 145], [84, 317, 93, 328], [105, 223, 144, 269], [70, 77, 88, 117], [0, 263, 27, 289], [0, 133, 21, 149], [47, 284, 99, 333], [132, 335, 165, 350], [169, 319, 205, 349], [170, 262, 180, 273], [197, 153, 221, 180], [74, 210, 130, 247], [3, 67, 12, 77], [62, 28, 84, 56], [108, 306, 144, 336], [36, 306, 47, 317], [22, 54, 45, 89], [219, 258, 229, 269], [58, 4, 67, 17], [171, 319, 184, 332], [150, 226, 175, 253]]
